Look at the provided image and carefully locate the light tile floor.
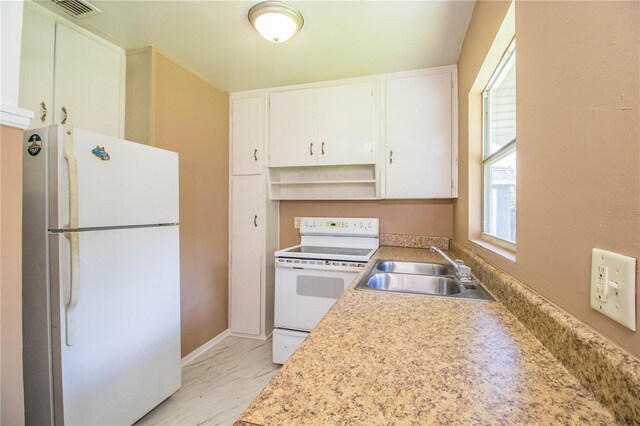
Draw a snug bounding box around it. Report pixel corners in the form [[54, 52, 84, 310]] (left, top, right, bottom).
[[136, 336, 280, 426]]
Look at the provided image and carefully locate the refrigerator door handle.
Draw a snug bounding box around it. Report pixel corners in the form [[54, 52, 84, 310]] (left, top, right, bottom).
[[63, 125, 79, 230], [64, 232, 80, 346], [63, 125, 80, 346]]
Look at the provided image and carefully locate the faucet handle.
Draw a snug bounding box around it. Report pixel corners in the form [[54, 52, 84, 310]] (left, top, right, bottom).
[[454, 259, 465, 266], [456, 264, 472, 282]]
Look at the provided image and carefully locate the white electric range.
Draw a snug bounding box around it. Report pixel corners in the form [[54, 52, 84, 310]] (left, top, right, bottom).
[[273, 217, 379, 364]]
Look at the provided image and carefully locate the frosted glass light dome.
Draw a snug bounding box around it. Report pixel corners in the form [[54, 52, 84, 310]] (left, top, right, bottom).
[[248, 1, 304, 43]]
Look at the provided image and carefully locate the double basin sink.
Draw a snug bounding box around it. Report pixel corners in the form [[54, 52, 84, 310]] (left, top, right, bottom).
[[356, 260, 493, 300]]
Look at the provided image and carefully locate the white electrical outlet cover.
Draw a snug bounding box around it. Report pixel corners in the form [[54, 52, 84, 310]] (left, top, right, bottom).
[[590, 248, 637, 331]]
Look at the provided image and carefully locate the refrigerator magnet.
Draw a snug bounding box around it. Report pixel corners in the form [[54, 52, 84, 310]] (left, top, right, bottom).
[[27, 134, 42, 156], [92, 145, 111, 161]]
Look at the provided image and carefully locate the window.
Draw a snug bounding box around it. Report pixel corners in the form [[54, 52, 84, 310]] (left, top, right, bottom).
[[482, 39, 516, 249]]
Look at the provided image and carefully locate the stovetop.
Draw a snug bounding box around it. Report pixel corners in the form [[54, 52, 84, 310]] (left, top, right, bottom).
[[275, 244, 377, 262]]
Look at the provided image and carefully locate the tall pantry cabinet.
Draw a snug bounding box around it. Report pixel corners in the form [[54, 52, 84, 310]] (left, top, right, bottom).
[[19, 4, 125, 137], [229, 95, 279, 339]]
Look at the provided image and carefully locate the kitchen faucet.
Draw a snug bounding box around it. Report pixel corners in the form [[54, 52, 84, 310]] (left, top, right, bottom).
[[429, 246, 473, 283]]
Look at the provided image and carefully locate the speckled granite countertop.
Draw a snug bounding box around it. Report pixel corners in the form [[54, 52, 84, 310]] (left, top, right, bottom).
[[236, 247, 617, 425]]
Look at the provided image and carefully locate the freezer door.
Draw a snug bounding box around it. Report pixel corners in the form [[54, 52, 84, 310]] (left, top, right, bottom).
[[48, 125, 179, 229], [49, 226, 180, 425]]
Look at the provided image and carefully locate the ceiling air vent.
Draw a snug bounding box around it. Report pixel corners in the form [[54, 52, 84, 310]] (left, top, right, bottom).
[[52, 0, 101, 19]]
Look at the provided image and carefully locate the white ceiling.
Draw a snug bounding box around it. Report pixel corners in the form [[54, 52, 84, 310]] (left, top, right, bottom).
[[36, 0, 476, 93]]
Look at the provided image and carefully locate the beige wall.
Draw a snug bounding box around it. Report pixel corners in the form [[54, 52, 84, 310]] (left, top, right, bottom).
[[279, 200, 453, 248], [1, 125, 25, 425], [153, 54, 229, 356], [455, 1, 640, 356]]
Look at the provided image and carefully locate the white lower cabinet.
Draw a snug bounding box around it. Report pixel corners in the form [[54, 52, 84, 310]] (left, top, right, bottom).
[[229, 175, 278, 338], [230, 176, 262, 335]]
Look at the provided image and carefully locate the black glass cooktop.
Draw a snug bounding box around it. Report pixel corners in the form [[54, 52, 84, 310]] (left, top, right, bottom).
[[284, 246, 373, 256]]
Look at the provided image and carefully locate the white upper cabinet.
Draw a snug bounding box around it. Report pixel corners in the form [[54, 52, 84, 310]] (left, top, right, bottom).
[[384, 70, 454, 199], [268, 82, 375, 167], [317, 82, 374, 165], [237, 66, 457, 200], [269, 88, 318, 167], [232, 96, 263, 175], [19, 7, 55, 130], [54, 24, 124, 138], [19, 4, 125, 137]]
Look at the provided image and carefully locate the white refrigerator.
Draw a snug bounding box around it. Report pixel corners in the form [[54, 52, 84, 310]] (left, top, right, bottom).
[[22, 125, 181, 425]]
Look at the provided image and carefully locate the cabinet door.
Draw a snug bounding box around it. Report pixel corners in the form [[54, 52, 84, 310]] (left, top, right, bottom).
[[385, 72, 452, 198], [318, 83, 374, 165], [232, 97, 262, 175], [19, 7, 55, 130], [269, 89, 318, 167], [230, 176, 262, 336], [54, 24, 123, 137]]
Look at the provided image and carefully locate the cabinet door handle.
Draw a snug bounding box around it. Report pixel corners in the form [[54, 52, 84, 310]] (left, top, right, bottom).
[[253, 148, 258, 162], [389, 150, 393, 164], [321, 142, 325, 155], [61, 106, 68, 124], [309, 143, 314, 156], [254, 214, 258, 227], [40, 101, 47, 123]]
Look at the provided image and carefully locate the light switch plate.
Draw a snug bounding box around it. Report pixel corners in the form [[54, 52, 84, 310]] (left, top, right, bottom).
[[294, 217, 301, 229], [590, 248, 637, 331]]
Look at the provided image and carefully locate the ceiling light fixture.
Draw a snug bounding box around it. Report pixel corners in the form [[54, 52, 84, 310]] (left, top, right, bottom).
[[248, 1, 304, 43]]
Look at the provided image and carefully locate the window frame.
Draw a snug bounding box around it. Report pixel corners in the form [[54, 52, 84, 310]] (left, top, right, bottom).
[[481, 39, 516, 251]]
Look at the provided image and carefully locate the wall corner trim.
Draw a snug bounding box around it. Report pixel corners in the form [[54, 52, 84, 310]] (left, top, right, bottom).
[[1, 104, 33, 130], [181, 329, 230, 367]]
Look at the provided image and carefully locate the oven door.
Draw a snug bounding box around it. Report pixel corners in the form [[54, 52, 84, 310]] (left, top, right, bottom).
[[275, 264, 358, 332]]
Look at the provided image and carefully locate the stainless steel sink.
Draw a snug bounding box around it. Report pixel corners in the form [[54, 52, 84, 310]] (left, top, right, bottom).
[[375, 260, 453, 276], [356, 259, 493, 300], [366, 273, 461, 296]]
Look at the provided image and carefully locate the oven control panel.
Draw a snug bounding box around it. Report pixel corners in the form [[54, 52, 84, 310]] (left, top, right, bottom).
[[299, 217, 379, 236], [275, 258, 367, 272]]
